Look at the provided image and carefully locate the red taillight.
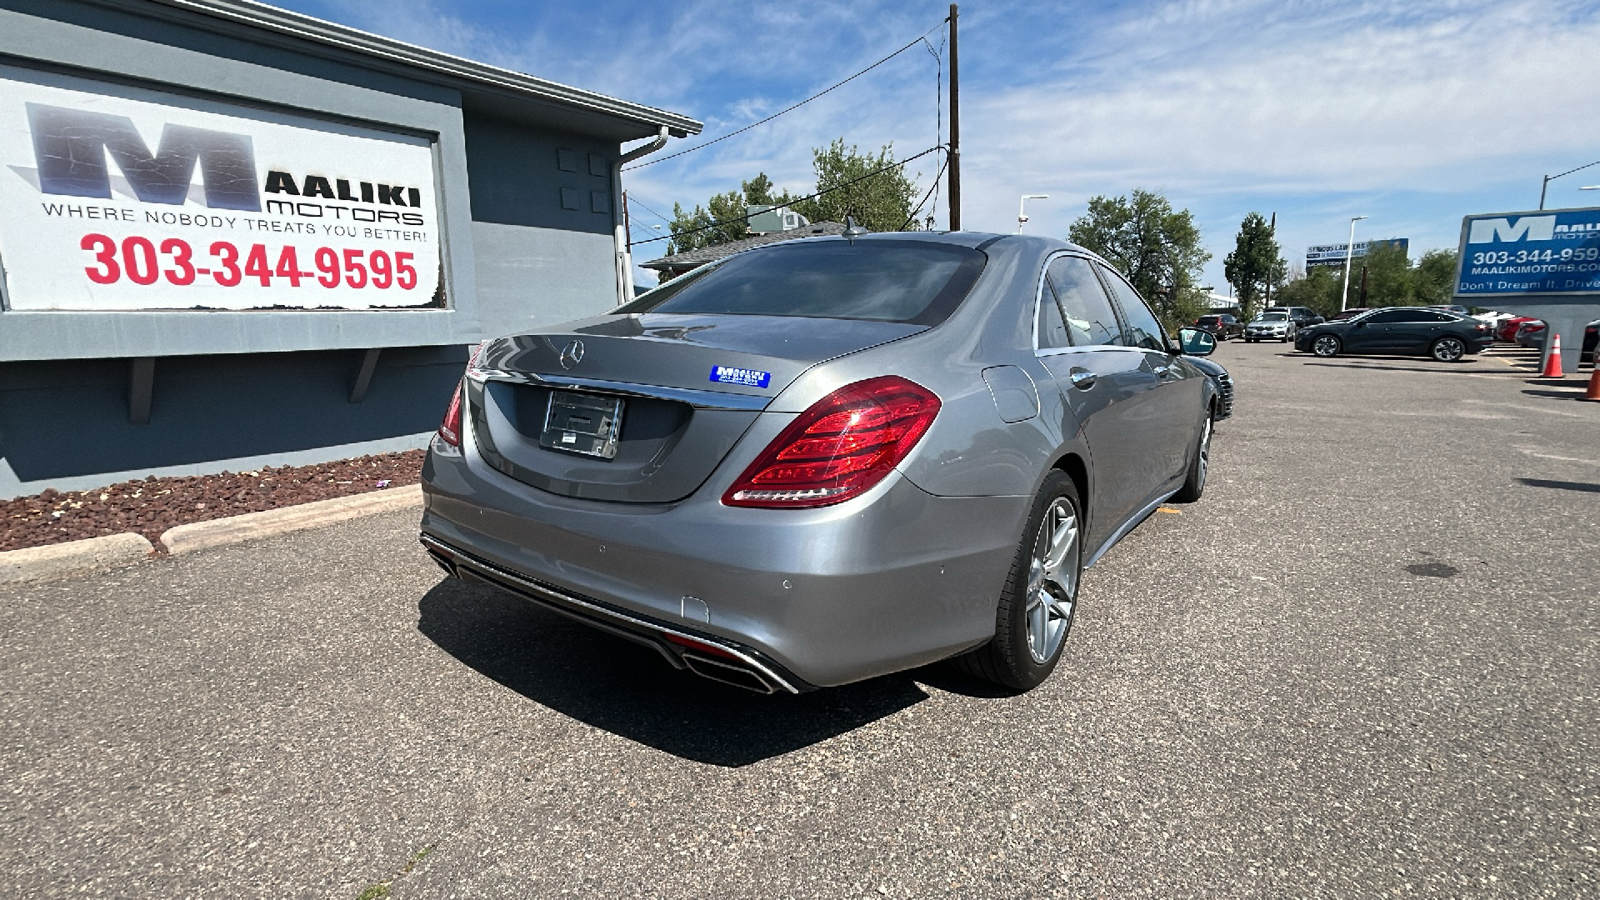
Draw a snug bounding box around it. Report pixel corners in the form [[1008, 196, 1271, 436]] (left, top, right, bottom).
[[437, 342, 489, 448], [723, 376, 940, 509], [437, 380, 464, 446]]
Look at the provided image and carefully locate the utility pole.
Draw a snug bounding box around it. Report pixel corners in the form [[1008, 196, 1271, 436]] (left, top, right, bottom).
[[947, 4, 960, 231]]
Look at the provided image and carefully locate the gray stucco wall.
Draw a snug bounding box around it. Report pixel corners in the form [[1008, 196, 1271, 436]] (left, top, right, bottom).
[[0, 345, 467, 498], [471, 222, 619, 340]]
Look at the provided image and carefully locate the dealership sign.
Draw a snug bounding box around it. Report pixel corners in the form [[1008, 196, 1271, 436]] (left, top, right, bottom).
[[0, 67, 441, 311], [1305, 238, 1409, 268], [1453, 208, 1600, 298]]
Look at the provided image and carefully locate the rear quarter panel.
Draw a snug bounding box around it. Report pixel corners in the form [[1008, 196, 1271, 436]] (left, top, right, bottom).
[[769, 239, 1083, 506]]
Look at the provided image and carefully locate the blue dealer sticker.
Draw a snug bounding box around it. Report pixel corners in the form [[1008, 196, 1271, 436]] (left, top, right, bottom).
[[710, 365, 771, 388]]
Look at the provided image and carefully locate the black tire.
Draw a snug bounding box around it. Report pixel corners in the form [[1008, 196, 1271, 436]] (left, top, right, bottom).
[[951, 470, 1082, 691], [1171, 407, 1213, 503], [1312, 334, 1341, 357], [1431, 336, 1466, 362]]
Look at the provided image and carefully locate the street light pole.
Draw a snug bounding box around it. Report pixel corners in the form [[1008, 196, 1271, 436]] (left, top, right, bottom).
[[1016, 194, 1049, 233], [1539, 159, 1600, 210], [1340, 215, 1367, 311]]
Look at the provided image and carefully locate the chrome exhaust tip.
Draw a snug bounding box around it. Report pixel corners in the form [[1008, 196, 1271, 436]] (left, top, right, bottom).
[[681, 652, 778, 694]]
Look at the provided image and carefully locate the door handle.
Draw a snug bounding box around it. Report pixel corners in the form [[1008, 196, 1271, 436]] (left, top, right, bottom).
[[1069, 368, 1097, 390], [1152, 364, 1173, 379]]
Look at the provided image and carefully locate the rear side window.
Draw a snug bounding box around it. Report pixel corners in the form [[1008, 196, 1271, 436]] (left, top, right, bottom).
[[1096, 264, 1168, 351], [1045, 256, 1121, 347], [1037, 280, 1073, 349], [617, 240, 986, 326]]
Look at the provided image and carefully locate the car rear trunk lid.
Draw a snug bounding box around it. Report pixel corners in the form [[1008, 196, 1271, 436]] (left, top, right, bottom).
[[465, 313, 925, 504]]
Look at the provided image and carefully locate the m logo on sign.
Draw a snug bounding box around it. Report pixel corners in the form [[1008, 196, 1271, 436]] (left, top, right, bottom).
[[26, 103, 261, 211], [1467, 215, 1556, 244]]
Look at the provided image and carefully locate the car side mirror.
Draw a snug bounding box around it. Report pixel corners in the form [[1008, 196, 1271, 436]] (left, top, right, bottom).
[[1176, 327, 1216, 356]]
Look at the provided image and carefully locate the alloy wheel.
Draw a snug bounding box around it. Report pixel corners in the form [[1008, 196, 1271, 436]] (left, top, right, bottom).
[[1024, 498, 1079, 664], [1313, 335, 1340, 357], [1433, 337, 1465, 362]]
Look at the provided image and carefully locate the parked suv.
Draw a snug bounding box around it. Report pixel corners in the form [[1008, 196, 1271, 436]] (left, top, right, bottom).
[[1194, 313, 1243, 340], [1244, 309, 1295, 342]]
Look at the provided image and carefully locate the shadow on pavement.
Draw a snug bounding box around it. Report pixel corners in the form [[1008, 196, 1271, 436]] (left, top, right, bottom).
[[416, 577, 991, 766], [1515, 477, 1600, 495], [1302, 359, 1495, 375]]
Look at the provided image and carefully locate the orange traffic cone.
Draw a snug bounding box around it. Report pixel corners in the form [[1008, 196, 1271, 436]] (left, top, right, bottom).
[[1541, 334, 1563, 378], [1586, 367, 1600, 401]]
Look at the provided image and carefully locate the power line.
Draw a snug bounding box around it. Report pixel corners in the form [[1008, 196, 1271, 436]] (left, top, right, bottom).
[[623, 18, 948, 171], [627, 195, 674, 226], [631, 144, 945, 248], [900, 149, 949, 231]]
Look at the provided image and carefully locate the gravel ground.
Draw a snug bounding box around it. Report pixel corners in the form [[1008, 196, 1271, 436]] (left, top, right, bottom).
[[0, 450, 424, 553], [2, 344, 1596, 899]]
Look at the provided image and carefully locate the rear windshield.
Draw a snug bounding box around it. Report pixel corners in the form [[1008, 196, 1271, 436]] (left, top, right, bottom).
[[618, 240, 987, 326], [1259, 311, 1288, 320]]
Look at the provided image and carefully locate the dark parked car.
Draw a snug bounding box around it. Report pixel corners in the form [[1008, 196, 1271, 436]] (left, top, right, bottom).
[[1294, 306, 1494, 362], [1496, 315, 1540, 342], [1514, 320, 1546, 349], [1518, 319, 1600, 359], [1187, 355, 1234, 419], [420, 233, 1226, 693], [1194, 313, 1242, 340], [1266, 305, 1324, 329]]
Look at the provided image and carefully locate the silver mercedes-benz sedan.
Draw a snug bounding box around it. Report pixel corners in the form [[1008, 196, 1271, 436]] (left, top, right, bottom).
[[420, 232, 1224, 694]]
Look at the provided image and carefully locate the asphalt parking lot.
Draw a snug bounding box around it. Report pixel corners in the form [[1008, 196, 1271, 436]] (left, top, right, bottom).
[[3, 342, 1597, 899]]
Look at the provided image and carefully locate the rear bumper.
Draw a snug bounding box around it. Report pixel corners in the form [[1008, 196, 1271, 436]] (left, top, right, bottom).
[[419, 433, 1026, 688]]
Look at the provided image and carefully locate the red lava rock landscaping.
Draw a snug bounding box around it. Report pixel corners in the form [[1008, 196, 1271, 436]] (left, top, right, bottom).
[[2, 449, 425, 554]]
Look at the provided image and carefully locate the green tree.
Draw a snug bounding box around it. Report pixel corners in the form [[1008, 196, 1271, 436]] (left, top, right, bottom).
[[1068, 189, 1212, 330], [1223, 212, 1286, 321], [665, 140, 919, 259], [1357, 241, 1415, 307], [665, 173, 794, 255], [1274, 265, 1344, 319], [1413, 248, 1459, 306], [790, 139, 918, 233]]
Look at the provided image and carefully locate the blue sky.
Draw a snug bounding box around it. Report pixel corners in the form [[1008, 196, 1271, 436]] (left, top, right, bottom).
[[274, 0, 1600, 291]]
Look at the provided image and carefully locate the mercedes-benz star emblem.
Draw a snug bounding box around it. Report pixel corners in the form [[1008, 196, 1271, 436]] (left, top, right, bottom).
[[558, 340, 585, 370]]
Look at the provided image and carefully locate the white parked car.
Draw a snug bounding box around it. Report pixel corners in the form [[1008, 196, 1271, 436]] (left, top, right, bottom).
[[1244, 310, 1295, 342]]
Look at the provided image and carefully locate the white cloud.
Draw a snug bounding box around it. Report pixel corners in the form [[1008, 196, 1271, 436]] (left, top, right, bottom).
[[275, 0, 1600, 286]]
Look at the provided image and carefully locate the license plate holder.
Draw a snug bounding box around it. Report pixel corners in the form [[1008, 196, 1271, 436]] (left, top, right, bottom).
[[540, 391, 624, 459]]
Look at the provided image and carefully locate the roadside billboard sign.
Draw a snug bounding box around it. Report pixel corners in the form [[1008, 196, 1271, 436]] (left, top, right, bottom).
[[1305, 238, 1409, 269], [1454, 208, 1600, 299], [0, 65, 442, 311]]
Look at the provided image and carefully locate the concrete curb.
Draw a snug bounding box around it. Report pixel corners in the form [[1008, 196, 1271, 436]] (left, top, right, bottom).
[[1, 532, 154, 587], [159, 484, 424, 556]]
